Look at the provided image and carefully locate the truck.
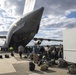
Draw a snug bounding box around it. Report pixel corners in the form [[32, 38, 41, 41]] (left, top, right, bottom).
[[63, 28, 76, 64]]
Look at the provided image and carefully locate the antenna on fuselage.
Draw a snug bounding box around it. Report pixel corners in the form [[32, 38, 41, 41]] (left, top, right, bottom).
[[23, 0, 36, 15]]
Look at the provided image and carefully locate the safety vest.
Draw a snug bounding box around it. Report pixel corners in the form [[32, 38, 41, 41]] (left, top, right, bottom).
[[10, 47, 13, 51]]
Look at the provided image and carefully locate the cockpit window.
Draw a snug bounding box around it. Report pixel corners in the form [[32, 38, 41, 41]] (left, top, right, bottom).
[[14, 24, 17, 26]]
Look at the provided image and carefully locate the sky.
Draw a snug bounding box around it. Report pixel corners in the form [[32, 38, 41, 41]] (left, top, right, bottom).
[[0, 0, 76, 46]]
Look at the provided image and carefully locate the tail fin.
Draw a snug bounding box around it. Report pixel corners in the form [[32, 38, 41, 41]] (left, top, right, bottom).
[[23, 0, 36, 15]]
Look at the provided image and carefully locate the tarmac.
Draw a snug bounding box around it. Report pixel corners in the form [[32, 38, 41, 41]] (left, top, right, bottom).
[[0, 51, 71, 75]]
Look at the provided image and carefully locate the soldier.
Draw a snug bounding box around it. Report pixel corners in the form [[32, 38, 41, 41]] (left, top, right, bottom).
[[18, 45, 24, 59], [33, 40, 40, 63], [9, 46, 14, 56]]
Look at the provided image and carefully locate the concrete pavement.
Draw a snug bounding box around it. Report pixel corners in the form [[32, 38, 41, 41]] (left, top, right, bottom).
[[0, 52, 70, 75]]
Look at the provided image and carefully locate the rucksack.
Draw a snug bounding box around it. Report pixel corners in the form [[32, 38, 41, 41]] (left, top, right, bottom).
[[0, 55, 3, 59], [29, 62, 35, 71], [5, 54, 9, 58], [40, 64, 48, 71], [58, 58, 68, 68], [68, 65, 76, 74], [11, 52, 14, 56]]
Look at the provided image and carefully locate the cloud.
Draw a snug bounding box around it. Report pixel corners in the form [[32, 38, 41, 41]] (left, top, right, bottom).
[[35, 0, 76, 16], [40, 41, 63, 46], [0, 0, 25, 17], [0, 6, 16, 31], [1, 0, 76, 17]]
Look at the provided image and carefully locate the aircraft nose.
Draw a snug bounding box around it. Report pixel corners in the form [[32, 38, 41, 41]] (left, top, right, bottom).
[[22, 7, 44, 21], [35, 7, 44, 15], [32, 7, 44, 21], [38, 7, 44, 12]]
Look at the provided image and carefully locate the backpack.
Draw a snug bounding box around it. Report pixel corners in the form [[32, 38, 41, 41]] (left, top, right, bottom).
[[40, 64, 48, 71], [5, 54, 9, 58], [11, 52, 14, 56], [58, 58, 68, 68], [68, 65, 76, 74], [29, 62, 35, 71], [0, 55, 3, 59]]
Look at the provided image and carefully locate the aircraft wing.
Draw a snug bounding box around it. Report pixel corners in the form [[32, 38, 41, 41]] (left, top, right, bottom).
[[33, 37, 63, 42], [0, 36, 6, 38], [0, 31, 7, 38]]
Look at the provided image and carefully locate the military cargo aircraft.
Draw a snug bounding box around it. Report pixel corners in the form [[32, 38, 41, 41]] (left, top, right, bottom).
[[0, 7, 44, 51]]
